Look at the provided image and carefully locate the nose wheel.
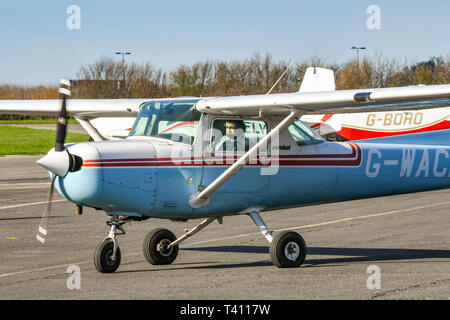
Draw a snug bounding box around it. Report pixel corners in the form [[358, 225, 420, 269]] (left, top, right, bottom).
[[94, 240, 121, 273], [94, 215, 126, 273]]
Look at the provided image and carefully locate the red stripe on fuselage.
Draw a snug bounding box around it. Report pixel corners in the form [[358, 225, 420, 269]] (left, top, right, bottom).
[[82, 143, 361, 167], [338, 120, 450, 140], [83, 143, 357, 163]]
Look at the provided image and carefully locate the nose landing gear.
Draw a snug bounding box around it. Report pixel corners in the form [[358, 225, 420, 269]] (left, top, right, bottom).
[[94, 215, 126, 273], [94, 240, 121, 273]]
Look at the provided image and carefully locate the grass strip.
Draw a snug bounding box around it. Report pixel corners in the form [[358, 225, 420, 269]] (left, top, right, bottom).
[[0, 126, 89, 156], [0, 119, 78, 124]]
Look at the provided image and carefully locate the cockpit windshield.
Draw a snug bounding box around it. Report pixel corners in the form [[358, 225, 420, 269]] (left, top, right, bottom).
[[129, 99, 202, 144]]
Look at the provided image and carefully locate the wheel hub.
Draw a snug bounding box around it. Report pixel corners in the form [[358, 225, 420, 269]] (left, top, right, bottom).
[[106, 249, 116, 265], [284, 241, 300, 261], [157, 239, 173, 257]]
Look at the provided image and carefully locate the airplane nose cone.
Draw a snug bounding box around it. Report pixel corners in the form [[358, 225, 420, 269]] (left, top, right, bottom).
[[36, 149, 82, 177]]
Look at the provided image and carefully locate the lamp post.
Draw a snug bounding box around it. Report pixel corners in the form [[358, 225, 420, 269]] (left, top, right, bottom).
[[350, 46, 366, 66], [115, 51, 131, 94]]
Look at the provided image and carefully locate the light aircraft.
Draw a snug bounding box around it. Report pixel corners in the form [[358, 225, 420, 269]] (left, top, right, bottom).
[[2, 68, 448, 142], [302, 102, 450, 141], [297, 68, 450, 141], [2, 75, 450, 273]]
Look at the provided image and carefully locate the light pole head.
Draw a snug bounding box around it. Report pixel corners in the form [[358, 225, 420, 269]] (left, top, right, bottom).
[[115, 52, 131, 56]]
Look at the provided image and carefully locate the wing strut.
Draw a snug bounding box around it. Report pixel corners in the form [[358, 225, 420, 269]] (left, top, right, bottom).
[[74, 116, 104, 141], [189, 110, 301, 208]]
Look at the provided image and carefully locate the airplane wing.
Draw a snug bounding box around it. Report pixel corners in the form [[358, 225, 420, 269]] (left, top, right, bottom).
[[196, 84, 450, 116], [0, 98, 154, 141], [0, 98, 151, 117]]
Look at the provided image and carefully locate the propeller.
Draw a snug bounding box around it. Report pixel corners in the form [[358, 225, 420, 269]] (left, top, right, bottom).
[[36, 79, 82, 243], [55, 79, 70, 152], [36, 80, 82, 177], [36, 174, 56, 244]]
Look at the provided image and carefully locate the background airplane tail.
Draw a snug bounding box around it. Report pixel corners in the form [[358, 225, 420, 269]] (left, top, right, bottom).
[[299, 67, 336, 92]]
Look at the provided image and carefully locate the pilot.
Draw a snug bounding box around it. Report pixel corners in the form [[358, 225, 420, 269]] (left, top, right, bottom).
[[214, 120, 249, 152]]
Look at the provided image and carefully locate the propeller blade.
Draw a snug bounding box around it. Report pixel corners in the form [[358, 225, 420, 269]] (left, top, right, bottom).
[[55, 79, 71, 152], [36, 174, 57, 244]]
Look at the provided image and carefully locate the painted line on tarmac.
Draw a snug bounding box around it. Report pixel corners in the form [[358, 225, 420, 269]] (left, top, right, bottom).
[[0, 261, 91, 278], [1, 200, 449, 278], [0, 183, 50, 190], [0, 199, 66, 211]]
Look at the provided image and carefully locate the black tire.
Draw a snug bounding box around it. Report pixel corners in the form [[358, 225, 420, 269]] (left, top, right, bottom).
[[94, 240, 121, 273], [269, 231, 307, 268], [143, 228, 178, 265]]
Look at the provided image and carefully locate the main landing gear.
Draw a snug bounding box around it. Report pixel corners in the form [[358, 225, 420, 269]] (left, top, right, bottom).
[[143, 228, 179, 265], [94, 211, 307, 273], [247, 209, 307, 268]]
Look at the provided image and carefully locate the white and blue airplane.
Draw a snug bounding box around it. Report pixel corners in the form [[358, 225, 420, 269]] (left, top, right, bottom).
[[2, 77, 450, 273], [1, 67, 448, 141]]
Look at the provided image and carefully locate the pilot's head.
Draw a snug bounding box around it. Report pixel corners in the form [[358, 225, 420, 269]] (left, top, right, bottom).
[[225, 120, 245, 137]]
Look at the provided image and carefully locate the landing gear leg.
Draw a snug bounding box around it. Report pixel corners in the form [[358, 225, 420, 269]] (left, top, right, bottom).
[[248, 210, 307, 268], [248, 211, 274, 243], [94, 215, 126, 273]]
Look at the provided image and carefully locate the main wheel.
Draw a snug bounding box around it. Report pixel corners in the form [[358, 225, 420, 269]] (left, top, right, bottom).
[[143, 228, 179, 265], [94, 240, 121, 273], [269, 231, 307, 268]]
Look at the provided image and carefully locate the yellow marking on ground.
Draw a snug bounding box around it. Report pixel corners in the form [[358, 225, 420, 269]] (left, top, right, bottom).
[[0, 261, 91, 278], [0, 186, 50, 190], [0, 183, 50, 190]]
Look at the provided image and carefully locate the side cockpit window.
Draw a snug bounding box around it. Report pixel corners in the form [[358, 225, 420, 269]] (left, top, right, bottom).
[[210, 119, 267, 153]]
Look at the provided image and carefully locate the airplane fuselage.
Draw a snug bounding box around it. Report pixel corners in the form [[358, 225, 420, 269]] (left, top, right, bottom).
[[55, 129, 450, 220]]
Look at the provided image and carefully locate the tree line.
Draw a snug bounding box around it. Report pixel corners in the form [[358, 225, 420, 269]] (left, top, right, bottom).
[[1, 53, 449, 120]]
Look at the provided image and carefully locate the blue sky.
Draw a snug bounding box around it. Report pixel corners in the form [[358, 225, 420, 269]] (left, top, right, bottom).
[[0, 0, 449, 85]]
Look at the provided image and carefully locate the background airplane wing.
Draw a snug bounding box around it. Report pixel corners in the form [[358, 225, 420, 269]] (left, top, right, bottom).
[[196, 84, 450, 116], [0, 98, 151, 117]]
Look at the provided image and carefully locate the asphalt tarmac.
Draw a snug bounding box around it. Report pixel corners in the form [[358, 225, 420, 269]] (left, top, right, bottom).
[[1, 155, 450, 300]]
